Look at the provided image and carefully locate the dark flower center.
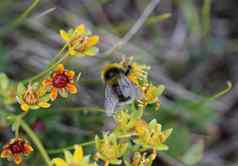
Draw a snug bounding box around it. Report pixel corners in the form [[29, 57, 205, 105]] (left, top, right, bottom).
[[53, 73, 69, 88], [10, 141, 24, 154]]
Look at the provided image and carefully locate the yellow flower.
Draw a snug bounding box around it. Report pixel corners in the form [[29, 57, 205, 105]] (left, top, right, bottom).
[[95, 133, 128, 165], [52, 145, 97, 166], [139, 84, 165, 109], [125, 152, 155, 166], [134, 119, 172, 152], [16, 83, 50, 112], [120, 57, 150, 86], [42, 64, 78, 101], [60, 24, 99, 56], [114, 109, 142, 134], [1, 138, 33, 165]]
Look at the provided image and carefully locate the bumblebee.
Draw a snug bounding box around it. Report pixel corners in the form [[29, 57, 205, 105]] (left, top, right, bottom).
[[101, 63, 142, 116]]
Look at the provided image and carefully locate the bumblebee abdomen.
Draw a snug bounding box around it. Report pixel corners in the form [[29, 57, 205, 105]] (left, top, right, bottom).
[[112, 83, 131, 102]]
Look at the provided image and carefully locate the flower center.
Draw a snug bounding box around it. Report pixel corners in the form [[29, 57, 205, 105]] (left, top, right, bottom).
[[52, 73, 69, 88], [70, 35, 88, 52], [10, 141, 24, 154], [23, 87, 39, 105]]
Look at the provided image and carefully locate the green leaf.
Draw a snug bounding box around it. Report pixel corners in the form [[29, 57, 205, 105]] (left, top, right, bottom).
[[157, 144, 169, 151], [17, 82, 26, 96], [76, 72, 82, 82], [155, 85, 166, 97], [110, 159, 122, 165], [30, 105, 40, 110], [40, 94, 50, 102], [149, 119, 157, 128], [182, 141, 204, 165], [0, 73, 9, 90]]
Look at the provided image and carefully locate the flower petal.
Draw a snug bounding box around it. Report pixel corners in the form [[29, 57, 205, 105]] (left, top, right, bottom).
[[42, 79, 53, 87], [75, 24, 86, 35], [50, 88, 58, 101], [86, 36, 99, 48], [68, 48, 78, 56], [23, 144, 33, 154], [66, 83, 77, 94], [21, 103, 29, 112], [38, 102, 51, 109], [65, 70, 75, 79], [60, 30, 71, 42], [56, 64, 65, 74], [52, 158, 69, 166], [13, 154, 22, 165], [73, 145, 83, 162], [1, 149, 11, 158], [83, 47, 99, 56], [64, 150, 73, 164], [59, 88, 68, 98]]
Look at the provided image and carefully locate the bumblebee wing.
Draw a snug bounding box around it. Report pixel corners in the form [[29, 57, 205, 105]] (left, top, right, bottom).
[[105, 85, 118, 116], [118, 75, 143, 100]]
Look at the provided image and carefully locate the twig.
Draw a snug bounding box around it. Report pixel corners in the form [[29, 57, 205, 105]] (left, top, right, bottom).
[[102, 0, 161, 58], [0, 0, 40, 37]]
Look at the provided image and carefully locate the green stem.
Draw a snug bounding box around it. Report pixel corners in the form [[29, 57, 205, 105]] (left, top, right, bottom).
[[60, 107, 104, 113], [0, 0, 40, 37], [21, 120, 52, 166], [23, 47, 68, 84], [15, 112, 28, 138]]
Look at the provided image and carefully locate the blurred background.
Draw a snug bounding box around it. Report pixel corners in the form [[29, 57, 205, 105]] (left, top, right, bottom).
[[0, 0, 238, 165]]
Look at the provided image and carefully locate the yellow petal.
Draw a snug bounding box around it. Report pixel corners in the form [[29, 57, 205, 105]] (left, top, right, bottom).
[[75, 24, 86, 35], [69, 48, 78, 56], [73, 145, 83, 162], [56, 64, 65, 73], [86, 36, 99, 48], [38, 102, 50, 108], [21, 103, 29, 112], [13, 154, 22, 165], [52, 158, 69, 166], [65, 70, 75, 79], [83, 47, 98, 56], [66, 83, 77, 94], [60, 30, 71, 42]]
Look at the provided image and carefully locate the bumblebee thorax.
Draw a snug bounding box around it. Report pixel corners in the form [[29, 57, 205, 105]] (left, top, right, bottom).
[[101, 64, 125, 81]]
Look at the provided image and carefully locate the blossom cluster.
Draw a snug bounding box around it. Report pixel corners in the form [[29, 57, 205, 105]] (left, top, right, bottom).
[[0, 24, 172, 166]]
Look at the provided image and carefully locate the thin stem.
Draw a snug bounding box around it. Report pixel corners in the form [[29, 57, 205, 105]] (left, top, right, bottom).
[[60, 107, 104, 113], [23, 47, 68, 84], [101, 0, 161, 59], [15, 112, 28, 138], [21, 120, 52, 166], [0, 0, 40, 37]]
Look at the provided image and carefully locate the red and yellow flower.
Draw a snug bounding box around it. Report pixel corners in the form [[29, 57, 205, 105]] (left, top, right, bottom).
[[0, 138, 33, 165], [42, 64, 77, 101], [60, 24, 99, 56]]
